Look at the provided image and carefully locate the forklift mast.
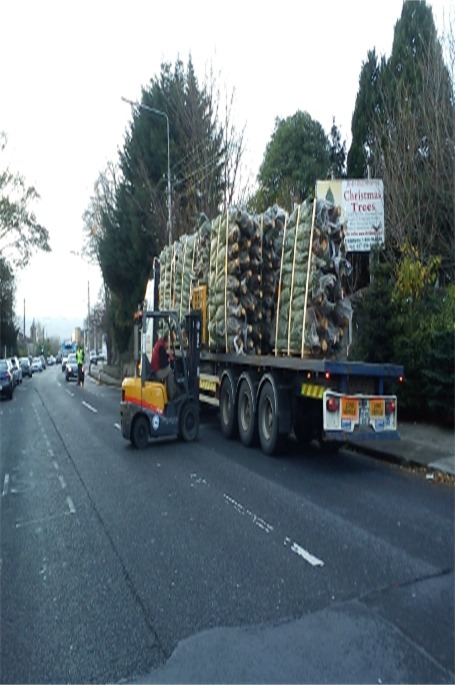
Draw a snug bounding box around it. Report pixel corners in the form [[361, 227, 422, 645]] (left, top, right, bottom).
[[185, 310, 201, 398]]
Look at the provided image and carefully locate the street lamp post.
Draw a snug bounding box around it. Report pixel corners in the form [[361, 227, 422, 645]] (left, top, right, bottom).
[[122, 96, 172, 246]]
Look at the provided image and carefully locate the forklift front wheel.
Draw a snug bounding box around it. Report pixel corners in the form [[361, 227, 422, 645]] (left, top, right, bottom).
[[179, 401, 199, 442], [132, 414, 150, 449]]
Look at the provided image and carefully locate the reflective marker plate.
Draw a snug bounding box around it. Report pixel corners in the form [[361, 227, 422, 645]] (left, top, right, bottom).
[[370, 399, 385, 418], [341, 397, 359, 420]]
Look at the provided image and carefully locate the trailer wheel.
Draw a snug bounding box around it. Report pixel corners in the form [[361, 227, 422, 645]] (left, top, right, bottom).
[[132, 415, 150, 450], [220, 375, 238, 439], [258, 382, 282, 456], [180, 400, 199, 442], [237, 378, 258, 447]]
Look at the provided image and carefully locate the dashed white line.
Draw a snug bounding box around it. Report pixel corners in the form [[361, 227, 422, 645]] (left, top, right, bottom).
[[82, 401, 97, 413], [224, 493, 274, 534], [58, 475, 67, 489], [284, 537, 324, 567], [223, 492, 324, 568], [2, 473, 10, 496], [66, 496, 76, 514]]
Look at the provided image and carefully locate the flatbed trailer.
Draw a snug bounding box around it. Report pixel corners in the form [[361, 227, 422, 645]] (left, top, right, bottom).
[[197, 349, 404, 455]]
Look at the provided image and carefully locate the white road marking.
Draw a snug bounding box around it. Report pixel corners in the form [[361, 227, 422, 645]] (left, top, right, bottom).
[[58, 475, 66, 489], [82, 401, 97, 413], [66, 389, 75, 397], [224, 493, 274, 534], [2, 473, 10, 496], [66, 496, 76, 514], [284, 536, 324, 567], [191, 473, 208, 487], [114, 422, 121, 430], [223, 492, 324, 568], [15, 512, 70, 529], [52, 460, 59, 471]]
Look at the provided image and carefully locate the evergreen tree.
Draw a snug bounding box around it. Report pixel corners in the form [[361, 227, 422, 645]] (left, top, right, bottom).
[[350, 251, 398, 365], [328, 118, 347, 179], [254, 111, 330, 210], [347, 49, 385, 178], [372, 0, 454, 279], [93, 57, 236, 353]]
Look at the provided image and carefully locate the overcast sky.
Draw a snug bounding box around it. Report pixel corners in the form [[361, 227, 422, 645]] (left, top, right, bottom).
[[0, 0, 451, 339]]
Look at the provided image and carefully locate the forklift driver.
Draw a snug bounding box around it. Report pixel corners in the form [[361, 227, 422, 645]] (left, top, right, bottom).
[[151, 330, 177, 401]]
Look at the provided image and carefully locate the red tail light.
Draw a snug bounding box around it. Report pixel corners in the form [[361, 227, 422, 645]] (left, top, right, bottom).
[[326, 396, 339, 412], [385, 400, 396, 415]]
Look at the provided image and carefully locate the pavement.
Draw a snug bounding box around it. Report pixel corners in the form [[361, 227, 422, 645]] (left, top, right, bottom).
[[91, 363, 455, 480]]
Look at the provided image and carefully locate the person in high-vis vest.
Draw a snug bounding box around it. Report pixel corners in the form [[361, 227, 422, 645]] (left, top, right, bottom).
[[76, 343, 85, 387]]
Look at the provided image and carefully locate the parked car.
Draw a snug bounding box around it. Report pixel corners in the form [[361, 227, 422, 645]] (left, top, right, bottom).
[[9, 356, 22, 386], [65, 353, 79, 382], [19, 357, 33, 378], [47, 355, 55, 366], [0, 359, 14, 399], [31, 356, 43, 373]]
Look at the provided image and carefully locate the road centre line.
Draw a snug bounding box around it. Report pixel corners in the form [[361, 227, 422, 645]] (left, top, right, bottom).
[[284, 537, 324, 567], [224, 493, 274, 534], [58, 475, 66, 489], [223, 492, 324, 567], [66, 497, 76, 514], [82, 401, 97, 413], [2, 473, 10, 496]]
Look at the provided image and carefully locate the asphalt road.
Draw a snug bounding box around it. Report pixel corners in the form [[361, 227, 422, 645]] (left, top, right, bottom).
[[1, 368, 454, 684]]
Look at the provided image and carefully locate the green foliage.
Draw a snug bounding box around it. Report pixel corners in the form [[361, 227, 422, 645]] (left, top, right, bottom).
[[350, 252, 398, 364], [347, 49, 385, 178], [93, 57, 230, 354], [0, 256, 19, 354], [0, 134, 50, 269], [255, 111, 330, 210], [328, 118, 347, 179], [352, 246, 454, 425], [421, 329, 455, 427]]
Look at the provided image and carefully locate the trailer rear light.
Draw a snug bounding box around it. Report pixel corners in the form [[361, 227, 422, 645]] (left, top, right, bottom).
[[326, 396, 339, 412], [385, 400, 396, 415], [399, 375, 404, 383], [325, 372, 331, 381]]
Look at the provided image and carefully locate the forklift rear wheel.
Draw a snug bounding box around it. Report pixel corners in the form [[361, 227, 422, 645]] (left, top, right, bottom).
[[180, 401, 199, 442], [132, 415, 150, 449]]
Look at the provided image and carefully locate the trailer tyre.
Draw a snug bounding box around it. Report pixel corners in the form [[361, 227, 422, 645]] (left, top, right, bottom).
[[220, 375, 238, 439], [237, 378, 258, 447], [180, 400, 199, 442], [258, 382, 282, 456], [132, 415, 150, 450]]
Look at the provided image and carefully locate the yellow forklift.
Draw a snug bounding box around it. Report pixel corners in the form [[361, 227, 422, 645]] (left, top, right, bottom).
[[120, 309, 201, 449]]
